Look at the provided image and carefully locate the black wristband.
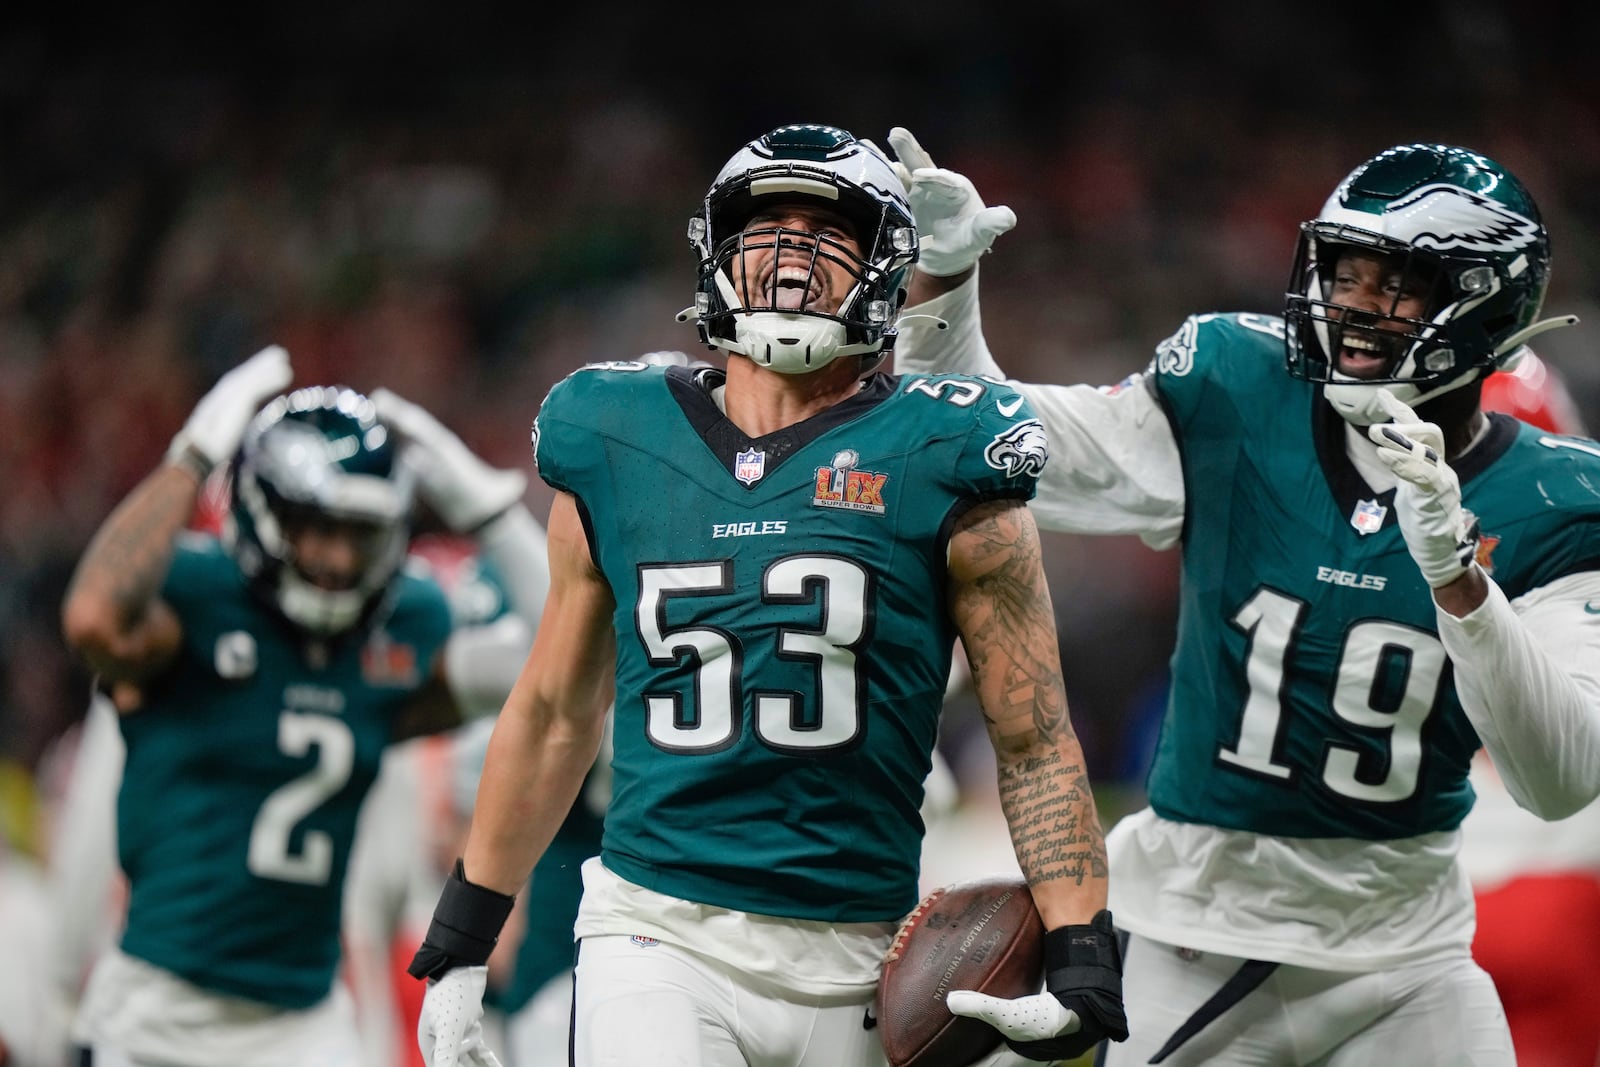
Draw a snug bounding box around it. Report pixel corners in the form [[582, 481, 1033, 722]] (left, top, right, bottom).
[[406, 859, 516, 981], [1042, 908, 1122, 994]]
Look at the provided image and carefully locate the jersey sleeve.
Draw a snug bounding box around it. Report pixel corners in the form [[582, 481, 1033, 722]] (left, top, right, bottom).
[[937, 374, 1047, 503], [531, 363, 654, 498], [893, 273, 1005, 380], [1444, 571, 1600, 820], [161, 535, 235, 617], [1147, 312, 1290, 425]]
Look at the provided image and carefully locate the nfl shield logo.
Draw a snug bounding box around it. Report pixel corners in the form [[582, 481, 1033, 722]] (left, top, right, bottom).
[[1350, 499, 1387, 535], [734, 448, 767, 486]]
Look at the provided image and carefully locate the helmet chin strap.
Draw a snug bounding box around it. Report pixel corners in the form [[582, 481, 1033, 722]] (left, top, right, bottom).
[[708, 272, 875, 374]]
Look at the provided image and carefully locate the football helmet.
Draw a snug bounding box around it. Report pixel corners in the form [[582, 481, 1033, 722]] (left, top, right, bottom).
[[689, 123, 918, 376], [225, 386, 415, 634], [1284, 143, 1575, 424]]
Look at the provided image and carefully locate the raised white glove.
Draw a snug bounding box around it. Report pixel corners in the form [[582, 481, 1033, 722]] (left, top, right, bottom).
[[1368, 389, 1481, 588], [372, 388, 527, 533], [165, 345, 292, 476], [418, 965, 502, 1067], [887, 126, 1017, 276]]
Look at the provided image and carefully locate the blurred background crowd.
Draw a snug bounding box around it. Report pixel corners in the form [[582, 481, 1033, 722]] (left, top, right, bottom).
[[4, 0, 1600, 855]]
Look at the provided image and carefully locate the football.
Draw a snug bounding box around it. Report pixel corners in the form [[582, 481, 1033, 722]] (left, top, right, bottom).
[[875, 875, 1046, 1067]]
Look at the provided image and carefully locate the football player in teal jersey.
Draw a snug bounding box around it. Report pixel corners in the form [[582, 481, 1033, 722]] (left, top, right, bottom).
[[408, 124, 1128, 1067], [889, 130, 1600, 1065], [59, 347, 548, 1067]]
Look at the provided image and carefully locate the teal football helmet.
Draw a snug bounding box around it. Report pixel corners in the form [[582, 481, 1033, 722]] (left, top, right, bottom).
[[226, 386, 415, 634], [1284, 143, 1574, 424], [689, 124, 918, 376]]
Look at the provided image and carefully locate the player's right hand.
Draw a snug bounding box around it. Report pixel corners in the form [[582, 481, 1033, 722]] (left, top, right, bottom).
[[165, 345, 292, 476], [948, 909, 1128, 1061], [886, 126, 1017, 277], [948, 987, 1083, 1051], [418, 965, 503, 1067]]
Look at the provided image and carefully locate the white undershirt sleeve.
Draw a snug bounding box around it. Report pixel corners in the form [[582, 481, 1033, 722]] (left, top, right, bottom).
[[1441, 569, 1600, 819], [895, 270, 1004, 380], [898, 274, 1186, 546]]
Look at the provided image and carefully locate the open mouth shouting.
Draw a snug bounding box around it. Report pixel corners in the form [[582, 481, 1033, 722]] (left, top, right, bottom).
[[763, 264, 826, 312], [1333, 323, 1408, 380]]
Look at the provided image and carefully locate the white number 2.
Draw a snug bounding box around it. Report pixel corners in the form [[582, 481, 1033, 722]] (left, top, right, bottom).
[[246, 712, 355, 885], [1219, 588, 1446, 803]]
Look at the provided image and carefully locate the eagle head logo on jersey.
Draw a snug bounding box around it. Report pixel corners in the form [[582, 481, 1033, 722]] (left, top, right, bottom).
[[985, 419, 1049, 479]]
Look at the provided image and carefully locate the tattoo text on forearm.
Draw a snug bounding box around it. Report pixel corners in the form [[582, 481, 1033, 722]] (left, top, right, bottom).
[[998, 754, 1108, 886]]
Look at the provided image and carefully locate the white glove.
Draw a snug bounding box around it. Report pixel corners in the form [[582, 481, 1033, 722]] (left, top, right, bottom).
[[887, 127, 1017, 276], [373, 388, 527, 532], [948, 988, 1080, 1044], [1368, 389, 1481, 588], [418, 965, 502, 1067], [165, 345, 293, 475]]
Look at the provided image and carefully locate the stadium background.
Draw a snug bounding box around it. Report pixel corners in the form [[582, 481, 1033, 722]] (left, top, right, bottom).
[[2, 4, 1599, 1045]]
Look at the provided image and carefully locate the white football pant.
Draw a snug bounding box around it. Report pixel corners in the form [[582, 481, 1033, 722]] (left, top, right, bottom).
[[1103, 932, 1514, 1066]]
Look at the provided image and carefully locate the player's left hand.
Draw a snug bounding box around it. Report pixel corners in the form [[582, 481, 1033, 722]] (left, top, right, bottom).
[[886, 127, 1016, 277], [1368, 389, 1481, 588], [373, 388, 527, 533], [947, 909, 1128, 1061], [417, 965, 502, 1067]]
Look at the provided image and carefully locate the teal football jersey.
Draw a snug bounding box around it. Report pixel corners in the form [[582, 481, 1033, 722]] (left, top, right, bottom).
[[115, 537, 452, 1008], [533, 362, 1044, 922], [1145, 313, 1600, 839]]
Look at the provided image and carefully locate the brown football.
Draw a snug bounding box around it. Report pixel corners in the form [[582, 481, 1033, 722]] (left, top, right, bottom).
[[875, 875, 1046, 1067]]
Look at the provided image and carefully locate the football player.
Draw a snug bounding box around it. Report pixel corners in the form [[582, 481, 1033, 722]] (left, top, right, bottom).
[[890, 131, 1600, 1065], [59, 347, 547, 1067], [407, 124, 1127, 1067]]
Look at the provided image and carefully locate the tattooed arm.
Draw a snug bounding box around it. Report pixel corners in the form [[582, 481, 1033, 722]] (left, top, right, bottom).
[[60, 463, 198, 693], [946, 497, 1109, 929]]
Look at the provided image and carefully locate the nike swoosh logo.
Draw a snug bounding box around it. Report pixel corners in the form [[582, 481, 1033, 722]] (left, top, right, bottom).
[[997, 395, 1025, 417], [1586, 602, 1600, 615]]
